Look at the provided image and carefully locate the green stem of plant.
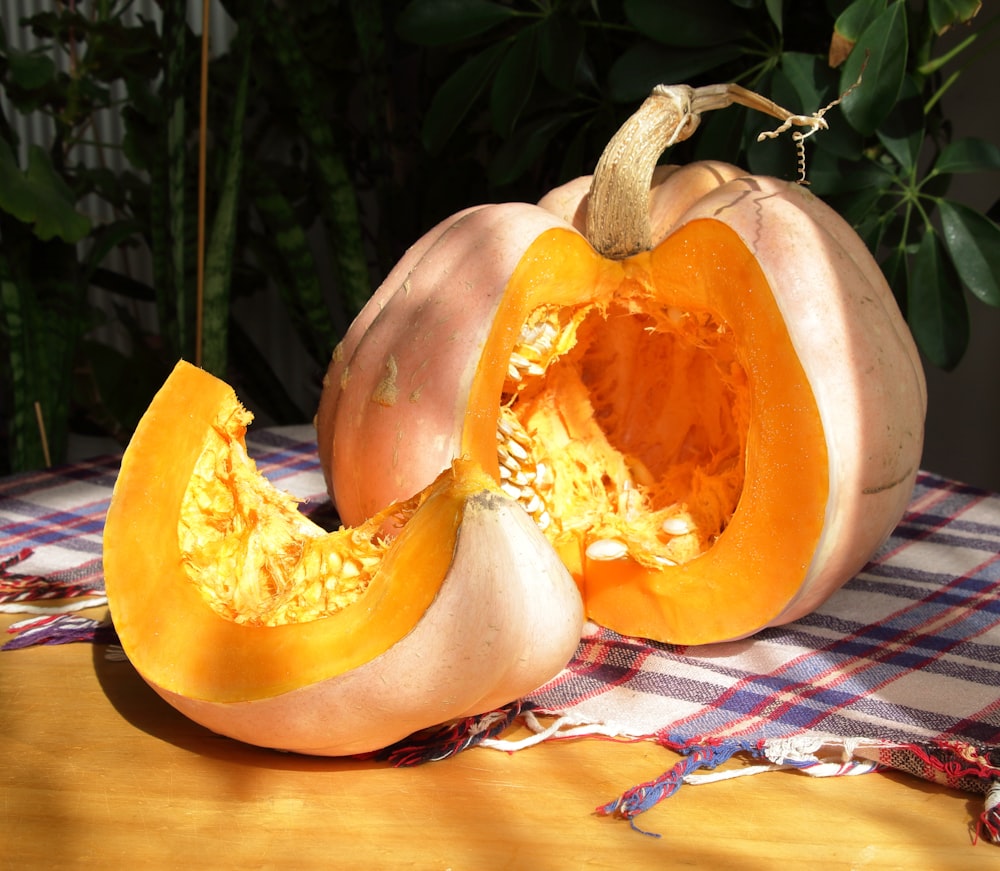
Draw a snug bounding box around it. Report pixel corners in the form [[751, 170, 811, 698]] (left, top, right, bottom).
[[921, 15, 1000, 110], [917, 32, 977, 76], [924, 70, 961, 115]]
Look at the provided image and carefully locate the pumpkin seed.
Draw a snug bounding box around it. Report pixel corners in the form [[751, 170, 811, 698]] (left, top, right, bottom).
[[586, 539, 629, 561], [662, 517, 694, 536]]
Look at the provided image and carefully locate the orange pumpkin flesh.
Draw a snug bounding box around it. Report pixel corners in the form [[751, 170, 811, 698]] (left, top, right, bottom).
[[474, 219, 828, 643], [104, 360, 583, 755], [317, 155, 925, 644]]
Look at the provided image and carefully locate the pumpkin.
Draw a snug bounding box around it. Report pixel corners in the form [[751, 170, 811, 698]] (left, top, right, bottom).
[[103, 360, 583, 755], [315, 84, 926, 645]]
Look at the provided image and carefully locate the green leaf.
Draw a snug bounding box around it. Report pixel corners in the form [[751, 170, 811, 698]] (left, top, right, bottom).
[[608, 41, 743, 104], [839, 1, 907, 136], [692, 103, 746, 163], [6, 47, 57, 89], [832, 0, 886, 44], [556, 119, 595, 183], [0, 250, 80, 468], [396, 0, 517, 46], [491, 28, 539, 138], [780, 51, 830, 113], [0, 257, 43, 470], [228, 320, 309, 425], [201, 31, 252, 376], [89, 266, 157, 302], [255, 1, 371, 316], [907, 227, 969, 370], [249, 165, 337, 364], [934, 137, 1000, 174], [937, 199, 1000, 307], [879, 245, 909, 314], [778, 51, 868, 162], [538, 11, 582, 93], [488, 115, 572, 187], [0, 142, 91, 243], [815, 115, 867, 162], [75, 332, 168, 443], [824, 175, 895, 225], [818, 165, 892, 213], [350, 0, 385, 70], [422, 42, 507, 153], [927, 0, 982, 35], [624, 0, 747, 48], [744, 69, 804, 181], [165, 0, 188, 357], [875, 75, 923, 172], [82, 218, 145, 286], [765, 0, 784, 33]]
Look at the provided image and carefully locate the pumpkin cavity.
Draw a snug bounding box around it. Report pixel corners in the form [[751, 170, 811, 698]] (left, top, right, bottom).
[[178, 397, 398, 627], [497, 296, 750, 570]]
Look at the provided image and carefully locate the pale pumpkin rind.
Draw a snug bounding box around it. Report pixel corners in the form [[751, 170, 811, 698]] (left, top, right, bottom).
[[543, 162, 927, 628], [316, 161, 926, 645], [317, 204, 564, 522], [104, 360, 583, 755]]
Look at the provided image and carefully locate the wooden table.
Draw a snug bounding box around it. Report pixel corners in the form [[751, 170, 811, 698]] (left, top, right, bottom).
[[1, 609, 989, 869]]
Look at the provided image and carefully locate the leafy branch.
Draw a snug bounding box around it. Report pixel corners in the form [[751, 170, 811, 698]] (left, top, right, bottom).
[[1, 0, 996, 474], [396, 0, 999, 370]]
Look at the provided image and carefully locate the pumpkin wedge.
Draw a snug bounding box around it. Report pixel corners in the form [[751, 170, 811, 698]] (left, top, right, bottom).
[[316, 84, 926, 645], [103, 360, 583, 756]]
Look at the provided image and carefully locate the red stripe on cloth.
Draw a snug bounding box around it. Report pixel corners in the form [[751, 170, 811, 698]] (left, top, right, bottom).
[[0, 556, 106, 603], [0, 513, 105, 552], [658, 552, 1000, 744], [537, 630, 657, 708], [881, 486, 990, 562], [949, 695, 1000, 744]]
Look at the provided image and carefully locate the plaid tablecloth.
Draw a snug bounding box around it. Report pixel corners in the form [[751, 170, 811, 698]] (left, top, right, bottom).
[[3, 425, 1000, 842]]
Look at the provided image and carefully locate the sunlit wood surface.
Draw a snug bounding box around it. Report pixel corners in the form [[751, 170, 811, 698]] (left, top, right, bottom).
[[0, 607, 989, 870]]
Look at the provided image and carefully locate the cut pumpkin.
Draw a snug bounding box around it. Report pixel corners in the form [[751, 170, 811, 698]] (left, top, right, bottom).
[[316, 85, 926, 645], [103, 360, 583, 755]]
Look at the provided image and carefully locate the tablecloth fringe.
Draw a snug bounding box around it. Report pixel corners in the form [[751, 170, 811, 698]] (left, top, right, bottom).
[[353, 700, 531, 766], [1, 548, 106, 614], [2, 613, 115, 649], [978, 782, 1000, 844], [483, 716, 1000, 846], [4, 551, 999, 847], [586, 734, 881, 837]]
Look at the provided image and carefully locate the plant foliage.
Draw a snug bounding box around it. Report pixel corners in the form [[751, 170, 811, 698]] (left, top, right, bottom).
[[0, 0, 996, 474], [396, 0, 998, 371]]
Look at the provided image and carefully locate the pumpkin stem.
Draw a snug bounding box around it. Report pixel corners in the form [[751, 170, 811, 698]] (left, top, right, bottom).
[[586, 83, 828, 259]]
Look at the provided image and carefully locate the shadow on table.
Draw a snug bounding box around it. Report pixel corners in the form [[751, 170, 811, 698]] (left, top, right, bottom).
[[90, 610, 387, 773]]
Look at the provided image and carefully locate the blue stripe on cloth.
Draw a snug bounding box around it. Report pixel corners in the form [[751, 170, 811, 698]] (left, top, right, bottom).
[[0, 503, 108, 554], [527, 475, 1000, 744], [247, 426, 321, 479], [0, 458, 120, 498], [3, 432, 1000, 779], [0, 426, 327, 567]]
